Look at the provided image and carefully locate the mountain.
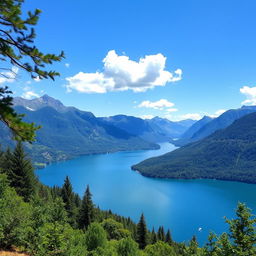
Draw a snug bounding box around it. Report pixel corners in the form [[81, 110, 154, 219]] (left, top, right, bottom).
[[132, 111, 256, 184], [173, 106, 256, 146], [1, 95, 159, 164], [13, 94, 68, 112], [173, 116, 213, 146], [100, 115, 195, 143]]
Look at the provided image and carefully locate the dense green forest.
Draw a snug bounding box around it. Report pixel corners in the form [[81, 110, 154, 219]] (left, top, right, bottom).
[[133, 112, 256, 184], [0, 143, 256, 255]]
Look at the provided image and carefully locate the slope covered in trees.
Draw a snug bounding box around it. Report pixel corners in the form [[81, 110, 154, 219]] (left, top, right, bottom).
[[0, 143, 256, 255], [133, 112, 256, 183], [0, 95, 159, 164]]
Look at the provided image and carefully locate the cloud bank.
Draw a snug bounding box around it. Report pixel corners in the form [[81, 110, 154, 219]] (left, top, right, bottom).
[[0, 67, 18, 84], [66, 50, 182, 93], [138, 99, 175, 110], [240, 86, 256, 105], [21, 90, 40, 99]]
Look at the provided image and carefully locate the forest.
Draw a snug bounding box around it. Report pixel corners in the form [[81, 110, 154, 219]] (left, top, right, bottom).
[[0, 142, 255, 256], [133, 112, 256, 184]]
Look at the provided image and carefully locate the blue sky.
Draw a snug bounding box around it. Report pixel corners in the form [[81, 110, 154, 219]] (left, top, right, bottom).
[[5, 0, 256, 120]]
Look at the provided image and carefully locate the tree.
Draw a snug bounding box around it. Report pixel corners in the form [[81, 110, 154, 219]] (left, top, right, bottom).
[[61, 176, 75, 222], [144, 241, 176, 256], [136, 213, 148, 249], [157, 226, 165, 241], [151, 227, 157, 244], [185, 235, 199, 256], [85, 222, 107, 251], [9, 141, 36, 200], [116, 237, 139, 256], [226, 203, 256, 255], [0, 174, 32, 249], [0, 0, 64, 142], [165, 229, 173, 245], [79, 185, 95, 229], [0, 147, 12, 176]]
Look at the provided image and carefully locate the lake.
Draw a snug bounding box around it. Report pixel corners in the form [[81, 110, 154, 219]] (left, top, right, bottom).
[[36, 143, 256, 245]]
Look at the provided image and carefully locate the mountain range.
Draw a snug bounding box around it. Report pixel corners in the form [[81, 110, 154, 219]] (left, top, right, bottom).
[[174, 105, 256, 146], [0, 95, 195, 165], [132, 111, 256, 184]]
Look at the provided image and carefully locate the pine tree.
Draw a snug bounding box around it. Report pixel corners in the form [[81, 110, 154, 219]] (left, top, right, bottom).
[[165, 229, 173, 245], [9, 142, 36, 201], [151, 227, 157, 244], [1, 148, 13, 177], [186, 235, 199, 255], [226, 203, 256, 255], [157, 226, 165, 241], [136, 213, 148, 249], [79, 185, 95, 229], [61, 176, 75, 221]]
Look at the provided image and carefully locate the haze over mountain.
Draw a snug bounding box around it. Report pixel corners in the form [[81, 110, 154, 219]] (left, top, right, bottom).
[[100, 115, 195, 143], [173, 106, 256, 146], [132, 111, 256, 184]]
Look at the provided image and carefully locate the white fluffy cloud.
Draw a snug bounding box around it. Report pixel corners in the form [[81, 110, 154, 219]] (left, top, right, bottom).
[[21, 91, 40, 100], [240, 86, 256, 105], [0, 67, 18, 84], [66, 50, 182, 93], [138, 99, 175, 110]]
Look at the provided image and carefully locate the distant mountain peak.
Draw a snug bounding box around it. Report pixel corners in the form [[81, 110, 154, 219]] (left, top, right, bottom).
[[13, 94, 67, 112]]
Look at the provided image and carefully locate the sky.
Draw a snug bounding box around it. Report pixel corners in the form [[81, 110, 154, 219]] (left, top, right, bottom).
[[3, 0, 256, 120]]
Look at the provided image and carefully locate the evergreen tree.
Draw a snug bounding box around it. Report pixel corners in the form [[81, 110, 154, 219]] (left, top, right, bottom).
[[9, 142, 36, 201], [165, 229, 173, 245], [151, 227, 157, 244], [136, 213, 148, 249], [79, 185, 95, 229], [157, 226, 165, 241], [226, 203, 256, 255], [61, 176, 75, 222], [0, 148, 12, 177], [186, 235, 199, 255]]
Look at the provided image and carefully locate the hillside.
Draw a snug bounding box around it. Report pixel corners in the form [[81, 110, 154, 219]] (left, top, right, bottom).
[[132, 112, 256, 184], [173, 106, 256, 146], [1, 96, 159, 164]]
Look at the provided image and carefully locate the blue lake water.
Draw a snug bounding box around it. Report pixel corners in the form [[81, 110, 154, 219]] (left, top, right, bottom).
[[36, 143, 256, 245]]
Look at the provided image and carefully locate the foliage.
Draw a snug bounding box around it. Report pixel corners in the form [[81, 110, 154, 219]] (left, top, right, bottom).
[[0, 147, 256, 255], [144, 241, 176, 256], [85, 223, 107, 251], [101, 218, 131, 240], [0, 174, 32, 249], [136, 213, 148, 249], [0, 0, 64, 141], [79, 185, 95, 230], [226, 202, 256, 255], [116, 237, 140, 256], [8, 141, 36, 200]]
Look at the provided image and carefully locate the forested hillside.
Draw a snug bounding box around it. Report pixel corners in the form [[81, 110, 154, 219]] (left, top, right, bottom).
[[1, 95, 159, 165], [133, 112, 256, 184], [0, 143, 255, 255]]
